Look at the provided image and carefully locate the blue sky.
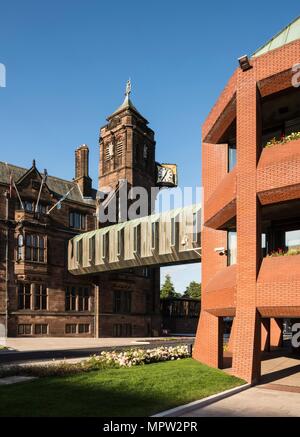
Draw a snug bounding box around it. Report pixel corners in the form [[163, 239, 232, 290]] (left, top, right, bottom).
[[0, 1, 299, 292]]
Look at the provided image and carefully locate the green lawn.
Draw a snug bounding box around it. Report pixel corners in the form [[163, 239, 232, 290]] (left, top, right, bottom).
[[0, 359, 244, 417]]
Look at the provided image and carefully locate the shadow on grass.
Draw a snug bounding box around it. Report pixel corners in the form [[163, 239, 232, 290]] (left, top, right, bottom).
[[0, 359, 244, 417]]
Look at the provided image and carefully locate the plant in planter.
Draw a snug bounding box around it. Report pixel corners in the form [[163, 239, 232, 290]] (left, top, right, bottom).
[[265, 131, 300, 148], [268, 247, 300, 257]]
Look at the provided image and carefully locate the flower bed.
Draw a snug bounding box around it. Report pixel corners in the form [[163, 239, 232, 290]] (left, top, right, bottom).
[[0, 346, 190, 378], [90, 345, 190, 368], [265, 131, 300, 148]]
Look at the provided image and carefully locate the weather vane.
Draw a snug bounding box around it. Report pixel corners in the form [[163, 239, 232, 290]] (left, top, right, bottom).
[[125, 78, 131, 97]]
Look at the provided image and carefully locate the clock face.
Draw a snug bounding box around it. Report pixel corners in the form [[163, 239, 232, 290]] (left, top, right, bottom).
[[158, 167, 173, 183], [156, 164, 177, 187]]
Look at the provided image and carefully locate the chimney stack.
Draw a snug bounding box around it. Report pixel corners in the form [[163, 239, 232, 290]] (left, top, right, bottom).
[[75, 144, 92, 197]]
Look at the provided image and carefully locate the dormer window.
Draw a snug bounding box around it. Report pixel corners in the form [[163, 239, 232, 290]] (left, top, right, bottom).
[[24, 200, 34, 212], [36, 203, 48, 214], [69, 211, 86, 230]]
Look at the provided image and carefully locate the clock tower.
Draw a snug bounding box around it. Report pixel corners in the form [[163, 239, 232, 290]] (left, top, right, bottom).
[[96, 81, 161, 338], [99, 80, 157, 220]]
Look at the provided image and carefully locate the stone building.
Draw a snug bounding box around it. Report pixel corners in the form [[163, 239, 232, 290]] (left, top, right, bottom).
[[0, 85, 162, 337], [0, 151, 97, 337]]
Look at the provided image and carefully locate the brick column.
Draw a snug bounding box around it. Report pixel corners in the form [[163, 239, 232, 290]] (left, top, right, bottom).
[[270, 318, 283, 348], [193, 142, 228, 368], [193, 310, 223, 368], [232, 67, 261, 383]]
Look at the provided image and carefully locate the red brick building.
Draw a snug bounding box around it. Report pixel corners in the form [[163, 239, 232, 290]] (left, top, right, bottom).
[[193, 17, 300, 383]]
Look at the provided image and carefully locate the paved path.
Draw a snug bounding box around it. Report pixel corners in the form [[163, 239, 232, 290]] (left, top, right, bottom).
[[178, 387, 300, 417], [0, 337, 193, 365], [261, 355, 300, 387]]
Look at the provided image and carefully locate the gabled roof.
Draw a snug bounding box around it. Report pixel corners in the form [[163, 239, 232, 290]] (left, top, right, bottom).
[[0, 161, 96, 205], [253, 16, 300, 57]]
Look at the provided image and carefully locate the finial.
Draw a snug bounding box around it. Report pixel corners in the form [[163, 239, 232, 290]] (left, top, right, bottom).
[[32, 159, 36, 168], [125, 79, 131, 97]]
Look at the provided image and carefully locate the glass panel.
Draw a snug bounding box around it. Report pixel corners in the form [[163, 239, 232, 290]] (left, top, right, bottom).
[[151, 222, 156, 250], [24, 324, 31, 335], [41, 286, 47, 310], [228, 231, 237, 265], [192, 212, 198, 243], [34, 284, 40, 310], [84, 288, 89, 311], [285, 230, 300, 249], [18, 284, 24, 309], [24, 284, 31, 309], [171, 218, 175, 246], [133, 227, 138, 252], [228, 145, 237, 172], [71, 287, 76, 310], [78, 287, 83, 311], [65, 287, 70, 311]]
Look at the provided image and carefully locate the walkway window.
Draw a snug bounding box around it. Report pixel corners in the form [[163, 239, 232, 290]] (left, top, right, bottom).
[[171, 217, 176, 247], [133, 226, 139, 254], [151, 221, 159, 251], [76, 239, 83, 265], [88, 236, 95, 263], [117, 229, 123, 256], [228, 144, 236, 172], [227, 231, 237, 265], [102, 233, 108, 259], [192, 212, 199, 243]]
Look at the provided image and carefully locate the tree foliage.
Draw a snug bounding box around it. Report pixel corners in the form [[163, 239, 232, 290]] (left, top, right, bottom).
[[183, 281, 201, 299], [160, 274, 180, 299]]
